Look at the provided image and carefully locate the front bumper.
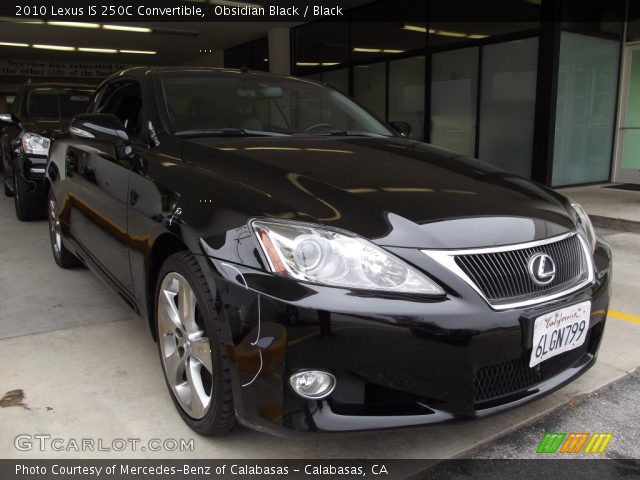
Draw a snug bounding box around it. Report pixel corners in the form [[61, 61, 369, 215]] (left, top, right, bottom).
[[18, 153, 48, 196], [199, 239, 612, 435]]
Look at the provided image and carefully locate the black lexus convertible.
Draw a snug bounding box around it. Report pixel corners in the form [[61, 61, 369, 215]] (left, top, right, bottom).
[[45, 67, 611, 436]]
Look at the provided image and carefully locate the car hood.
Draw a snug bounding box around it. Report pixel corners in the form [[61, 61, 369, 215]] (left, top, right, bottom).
[[182, 136, 575, 249]]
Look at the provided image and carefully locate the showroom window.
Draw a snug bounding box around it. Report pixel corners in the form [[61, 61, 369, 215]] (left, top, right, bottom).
[[353, 62, 386, 119], [430, 47, 478, 154], [478, 37, 539, 178], [322, 68, 350, 95], [389, 56, 426, 141], [551, 31, 621, 186]]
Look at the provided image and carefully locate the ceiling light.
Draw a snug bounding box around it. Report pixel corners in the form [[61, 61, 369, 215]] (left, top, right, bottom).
[[119, 49, 157, 55], [296, 62, 321, 66], [433, 30, 468, 38], [353, 47, 381, 53], [467, 34, 489, 39], [0, 42, 29, 47], [78, 47, 118, 53], [47, 21, 100, 28], [33, 44, 76, 51], [382, 49, 404, 53], [103, 25, 152, 33], [321, 62, 339, 66], [402, 24, 427, 33]]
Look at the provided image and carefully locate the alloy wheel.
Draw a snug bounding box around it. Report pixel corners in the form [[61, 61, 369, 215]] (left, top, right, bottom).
[[158, 272, 213, 419], [49, 198, 62, 256]]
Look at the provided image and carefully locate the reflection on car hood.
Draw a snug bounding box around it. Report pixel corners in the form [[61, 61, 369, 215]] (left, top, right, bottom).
[[183, 136, 575, 249]]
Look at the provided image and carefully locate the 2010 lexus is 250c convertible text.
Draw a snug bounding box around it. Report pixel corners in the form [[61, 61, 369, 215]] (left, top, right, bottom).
[[45, 67, 612, 436]]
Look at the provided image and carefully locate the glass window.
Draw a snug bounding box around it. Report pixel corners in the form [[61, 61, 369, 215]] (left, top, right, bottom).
[[95, 81, 143, 139], [430, 47, 478, 154], [323, 68, 349, 95], [552, 32, 620, 185], [620, 49, 640, 172], [353, 62, 386, 120], [478, 37, 538, 177], [26, 88, 92, 119], [389, 56, 425, 140], [159, 72, 393, 136]]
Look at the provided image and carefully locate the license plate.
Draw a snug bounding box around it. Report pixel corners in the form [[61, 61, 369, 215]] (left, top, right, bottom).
[[529, 301, 591, 368]]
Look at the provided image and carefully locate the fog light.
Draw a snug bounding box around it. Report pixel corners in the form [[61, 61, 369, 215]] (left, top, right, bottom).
[[289, 370, 336, 399]]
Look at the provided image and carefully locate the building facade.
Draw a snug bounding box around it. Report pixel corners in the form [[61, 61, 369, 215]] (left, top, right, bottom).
[[225, 0, 640, 187]]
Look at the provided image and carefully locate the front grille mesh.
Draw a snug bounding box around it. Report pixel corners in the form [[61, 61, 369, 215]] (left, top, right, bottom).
[[455, 234, 588, 306], [474, 342, 589, 403]]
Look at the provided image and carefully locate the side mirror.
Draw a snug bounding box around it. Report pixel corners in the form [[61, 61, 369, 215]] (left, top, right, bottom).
[[70, 113, 131, 155], [0, 113, 19, 126], [389, 121, 413, 139]]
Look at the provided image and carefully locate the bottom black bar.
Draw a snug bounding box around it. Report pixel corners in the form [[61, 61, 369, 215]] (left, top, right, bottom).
[[1, 459, 639, 480]]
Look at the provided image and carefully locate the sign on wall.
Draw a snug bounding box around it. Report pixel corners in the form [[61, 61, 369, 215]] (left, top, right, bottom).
[[0, 59, 128, 79]]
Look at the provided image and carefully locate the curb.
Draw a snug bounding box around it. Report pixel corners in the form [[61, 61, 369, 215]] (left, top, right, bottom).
[[591, 215, 640, 234]]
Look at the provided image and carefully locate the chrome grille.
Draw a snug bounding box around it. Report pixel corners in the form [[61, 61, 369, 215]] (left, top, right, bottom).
[[454, 233, 589, 307]]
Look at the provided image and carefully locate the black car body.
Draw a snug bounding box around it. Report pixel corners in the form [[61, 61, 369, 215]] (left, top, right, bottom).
[[45, 67, 612, 436], [0, 83, 93, 220]]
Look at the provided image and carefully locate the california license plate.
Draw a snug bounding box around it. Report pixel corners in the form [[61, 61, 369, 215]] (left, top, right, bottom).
[[529, 301, 591, 368]]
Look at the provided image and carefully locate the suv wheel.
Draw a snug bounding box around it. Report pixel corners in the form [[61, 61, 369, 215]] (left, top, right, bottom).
[[156, 251, 236, 436], [3, 175, 13, 197], [48, 190, 82, 268]]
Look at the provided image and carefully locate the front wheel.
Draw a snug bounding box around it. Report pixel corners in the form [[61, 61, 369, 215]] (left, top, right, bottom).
[[48, 190, 82, 268], [3, 177, 12, 197], [156, 251, 236, 436]]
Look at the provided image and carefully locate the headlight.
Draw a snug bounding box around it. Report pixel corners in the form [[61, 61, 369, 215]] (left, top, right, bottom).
[[251, 219, 444, 295], [571, 201, 596, 253], [21, 133, 50, 156]]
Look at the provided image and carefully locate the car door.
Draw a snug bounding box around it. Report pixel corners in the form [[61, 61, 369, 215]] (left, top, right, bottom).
[[66, 79, 143, 295]]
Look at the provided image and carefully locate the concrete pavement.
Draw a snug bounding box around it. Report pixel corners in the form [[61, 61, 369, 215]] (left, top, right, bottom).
[[1, 194, 639, 459]]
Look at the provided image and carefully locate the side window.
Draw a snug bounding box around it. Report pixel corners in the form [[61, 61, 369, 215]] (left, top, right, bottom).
[[95, 80, 144, 142]]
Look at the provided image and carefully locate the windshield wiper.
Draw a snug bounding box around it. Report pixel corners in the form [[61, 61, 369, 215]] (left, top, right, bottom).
[[307, 130, 387, 138], [174, 128, 289, 138]]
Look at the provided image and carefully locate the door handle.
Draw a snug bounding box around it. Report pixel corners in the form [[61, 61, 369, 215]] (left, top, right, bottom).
[[129, 190, 139, 206]]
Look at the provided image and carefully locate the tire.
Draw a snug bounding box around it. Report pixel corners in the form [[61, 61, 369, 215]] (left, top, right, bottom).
[[3, 175, 13, 197], [14, 170, 43, 221], [155, 251, 236, 436], [48, 190, 82, 268]]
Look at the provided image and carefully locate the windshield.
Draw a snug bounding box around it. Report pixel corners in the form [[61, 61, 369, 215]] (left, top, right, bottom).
[[159, 72, 393, 137], [26, 88, 92, 119]]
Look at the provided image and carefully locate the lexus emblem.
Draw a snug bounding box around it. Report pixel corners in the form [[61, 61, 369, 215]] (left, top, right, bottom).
[[528, 253, 556, 285]]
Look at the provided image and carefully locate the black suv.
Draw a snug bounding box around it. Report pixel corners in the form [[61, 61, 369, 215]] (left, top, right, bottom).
[[0, 83, 93, 220]]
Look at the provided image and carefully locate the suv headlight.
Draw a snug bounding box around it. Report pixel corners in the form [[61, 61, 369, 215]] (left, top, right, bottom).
[[251, 219, 444, 295], [21, 132, 50, 156], [571, 201, 596, 253]]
